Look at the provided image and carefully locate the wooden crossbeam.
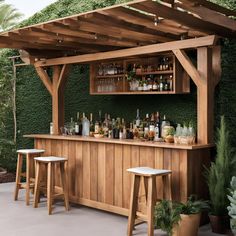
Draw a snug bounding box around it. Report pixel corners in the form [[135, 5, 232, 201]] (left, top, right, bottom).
[[34, 65, 71, 134], [175, 2, 236, 31], [132, 0, 236, 38], [34, 35, 217, 67], [34, 67, 53, 95], [172, 49, 203, 88], [57, 64, 71, 91]]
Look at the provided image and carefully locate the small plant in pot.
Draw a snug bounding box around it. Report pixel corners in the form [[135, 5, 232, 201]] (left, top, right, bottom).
[[154, 200, 181, 236], [227, 176, 236, 235], [205, 116, 236, 234], [154, 196, 208, 236], [172, 196, 209, 236]]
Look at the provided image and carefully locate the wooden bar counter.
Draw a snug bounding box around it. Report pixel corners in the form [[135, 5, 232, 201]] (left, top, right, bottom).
[[25, 134, 213, 216]]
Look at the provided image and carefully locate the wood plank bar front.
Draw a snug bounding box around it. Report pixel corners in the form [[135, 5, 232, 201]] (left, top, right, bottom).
[[28, 135, 212, 216]]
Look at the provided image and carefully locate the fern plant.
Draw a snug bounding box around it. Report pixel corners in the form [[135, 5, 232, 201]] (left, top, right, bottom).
[[177, 195, 209, 215], [205, 116, 236, 216], [154, 200, 181, 236], [227, 176, 236, 234]]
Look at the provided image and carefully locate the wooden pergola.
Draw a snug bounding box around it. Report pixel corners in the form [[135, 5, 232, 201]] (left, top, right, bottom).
[[1, 0, 236, 144]]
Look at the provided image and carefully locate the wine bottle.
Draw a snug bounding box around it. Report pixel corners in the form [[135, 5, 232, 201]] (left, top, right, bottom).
[[135, 109, 141, 127]]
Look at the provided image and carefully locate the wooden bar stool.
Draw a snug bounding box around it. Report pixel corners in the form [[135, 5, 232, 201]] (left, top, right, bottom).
[[14, 149, 45, 205], [33, 156, 69, 215], [127, 167, 172, 236]]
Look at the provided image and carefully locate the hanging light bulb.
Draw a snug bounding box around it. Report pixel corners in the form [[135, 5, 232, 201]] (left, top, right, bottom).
[[154, 15, 158, 26]]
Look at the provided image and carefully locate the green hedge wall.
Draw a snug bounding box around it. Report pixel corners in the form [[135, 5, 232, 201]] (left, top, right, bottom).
[[1, 0, 236, 172]]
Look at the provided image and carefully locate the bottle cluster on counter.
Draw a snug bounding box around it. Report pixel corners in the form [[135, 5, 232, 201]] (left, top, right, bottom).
[[58, 109, 196, 145]]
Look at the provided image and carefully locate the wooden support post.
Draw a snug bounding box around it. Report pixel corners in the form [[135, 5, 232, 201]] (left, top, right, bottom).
[[197, 47, 214, 144], [35, 65, 71, 135]]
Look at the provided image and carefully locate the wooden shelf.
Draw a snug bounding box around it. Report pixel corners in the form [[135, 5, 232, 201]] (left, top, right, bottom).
[[96, 74, 125, 79], [136, 70, 173, 75], [90, 91, 175, 95], [90, 54, 190, 95]]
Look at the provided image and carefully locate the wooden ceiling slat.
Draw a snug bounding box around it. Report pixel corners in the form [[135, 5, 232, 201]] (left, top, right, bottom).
[[15, 26, 137, 48], [175, 2, 236, 31], [179, 0, 236, 17], [68, 17, 162, 43], [82, 12, 179, 42], [63, 18, 151, 46], [132, 1, 236, 38], [104, 7, 187, 35], [0, 0, 235, 59]]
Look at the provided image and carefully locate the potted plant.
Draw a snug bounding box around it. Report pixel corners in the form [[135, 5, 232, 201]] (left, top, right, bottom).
[[154, 197, 209, 236], [227, 176, 236, 235], [154, 200, 181, 236], [205, 116, 236, 234], [172, 196, 209, 236]]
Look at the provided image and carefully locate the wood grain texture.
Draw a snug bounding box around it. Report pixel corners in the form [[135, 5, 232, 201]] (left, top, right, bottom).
[[33, 138, 212, 215]]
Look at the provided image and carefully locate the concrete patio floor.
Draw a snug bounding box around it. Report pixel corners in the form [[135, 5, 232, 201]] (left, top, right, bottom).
[[0, 183, 226, 236]]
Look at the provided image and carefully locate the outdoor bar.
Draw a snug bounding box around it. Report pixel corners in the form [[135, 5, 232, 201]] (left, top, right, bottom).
[[1, 0, 236, 235]]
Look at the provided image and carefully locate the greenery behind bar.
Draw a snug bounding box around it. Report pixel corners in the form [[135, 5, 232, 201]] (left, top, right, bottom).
[[0, 0, 236, 171]]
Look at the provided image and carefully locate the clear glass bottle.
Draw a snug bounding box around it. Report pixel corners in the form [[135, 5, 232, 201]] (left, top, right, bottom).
[[50, 122, 53, 135], [135, 109, 141, 127], [82, 115, 90, 136]]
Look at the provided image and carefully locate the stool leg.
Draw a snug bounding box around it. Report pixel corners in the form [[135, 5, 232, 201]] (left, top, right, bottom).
[[14, 153, 23, 201], [25, 154, 31, 205], [34, 162, 41, 208], [163, 174, 172, 201], [147, 176, 155, 236], [60, 161, 70, 211], [127, 175, 140, 236], [47, 162, 53, 215], [143, 176, 148, 203]]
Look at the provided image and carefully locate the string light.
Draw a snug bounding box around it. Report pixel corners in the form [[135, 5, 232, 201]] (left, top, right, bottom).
[[94, 34, 98, 40], [154, 15, 159, 26]]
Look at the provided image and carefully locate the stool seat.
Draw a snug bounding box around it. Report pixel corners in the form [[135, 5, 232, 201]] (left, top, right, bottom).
[[34, 156, 69, 215], [17, 149, 45, 154], [127, 167, 171, 176], [34, 156, 67, 162], [14, 148, 45, 205]]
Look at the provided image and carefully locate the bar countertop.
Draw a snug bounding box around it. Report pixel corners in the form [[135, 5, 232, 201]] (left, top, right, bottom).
[[24, 134, 215, 150]]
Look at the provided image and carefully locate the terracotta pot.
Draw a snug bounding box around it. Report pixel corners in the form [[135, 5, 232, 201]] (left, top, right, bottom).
[[209, 214, 229, 234], [173, 213, 201, 236]]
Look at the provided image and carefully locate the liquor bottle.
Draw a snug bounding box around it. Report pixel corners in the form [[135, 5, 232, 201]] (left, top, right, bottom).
[[143, 113, 150, 127], [154, 123, 160, 141], [75, 121, 79, 135], [121, 118, 127, 139], [161, 115, 170, 138], [159, 75, 164, 92], [94, 120, 100, 134], [98, 110, 102, 126], [103, 113, 109, 137], [89, 113, 95, 134], [149, 113, 155, 132], [135, 109, 141, 127], [82, 115, 90, 136]]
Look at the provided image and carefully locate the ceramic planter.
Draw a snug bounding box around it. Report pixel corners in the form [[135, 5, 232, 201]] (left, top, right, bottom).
[[173, 213, 201, 236], [209, 214, 229, 234]]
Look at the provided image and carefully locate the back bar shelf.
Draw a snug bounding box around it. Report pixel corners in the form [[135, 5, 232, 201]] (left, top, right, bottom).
[[90, 53, 190, 95]]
